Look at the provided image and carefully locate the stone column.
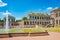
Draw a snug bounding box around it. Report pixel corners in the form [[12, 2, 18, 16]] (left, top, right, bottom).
[[55, 19, 56, 27], [50, 19, 53, 24]]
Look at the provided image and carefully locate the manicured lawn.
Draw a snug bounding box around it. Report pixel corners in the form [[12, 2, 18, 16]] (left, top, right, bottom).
[[9, 27, 60, 33], [0, 26, 60, 33]]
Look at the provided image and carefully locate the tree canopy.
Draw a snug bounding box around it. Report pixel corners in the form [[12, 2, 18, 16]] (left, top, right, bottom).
[[22, 17, 28, 20], [0, 19, 4, 22], [16, 20, 22, 22]]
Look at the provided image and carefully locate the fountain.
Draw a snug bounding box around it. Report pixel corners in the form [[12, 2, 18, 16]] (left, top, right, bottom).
[[3, 10, 11, 32], [0, 0, 9, 32], [5, 11, 10, 32]]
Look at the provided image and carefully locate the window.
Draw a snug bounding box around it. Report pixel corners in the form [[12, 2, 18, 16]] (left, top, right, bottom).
[[42, 22, 44, 25], [37, 22, 39, 25], [56, 13, 58, 17], [45, 22, 47, 24], [32, 21, 34, 25], [24, 21, 29, 25], [42, 17, 45, 20], [56, 20, 58, 24], [27, 21, 29, 25], [37, 16, 39, 19], [42, 17, 43, 19], [30, 16, 34, 20], [40, 22, 41, 24], [59, 12, 60, 16], [35, 16, 36, 19], [30, 21, 33, 25], [59, 20, 60, 25], [35, 21, 36, 24], [40, 16, 41, 19], [24, 22, 26, 25]]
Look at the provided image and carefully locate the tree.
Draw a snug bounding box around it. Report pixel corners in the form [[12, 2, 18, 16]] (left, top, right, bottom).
[[0, 19, 4, 22], [22, 17, 28, 20], [16, 20, 22, 22]]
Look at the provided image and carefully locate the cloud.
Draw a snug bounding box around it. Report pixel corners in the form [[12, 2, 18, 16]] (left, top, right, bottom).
[[45, 7, 59, 14], [46, 7, 59, 10], [46, 7, 53, 10], [0, 0, 7, 7]]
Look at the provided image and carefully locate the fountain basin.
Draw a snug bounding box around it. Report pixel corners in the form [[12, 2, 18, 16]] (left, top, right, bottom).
[[0, 33, 9, 38], [0, 31, 49, 38]]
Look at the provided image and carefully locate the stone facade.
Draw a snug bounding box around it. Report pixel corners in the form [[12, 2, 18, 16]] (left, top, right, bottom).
[[51, 8, 60, 27], [21, 13, 51, 28]]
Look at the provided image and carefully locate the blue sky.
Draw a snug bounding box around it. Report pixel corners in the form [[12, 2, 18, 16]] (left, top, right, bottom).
[[0, 0, 60, 19]]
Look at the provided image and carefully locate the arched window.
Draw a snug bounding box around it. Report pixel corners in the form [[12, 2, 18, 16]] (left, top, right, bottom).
[[56, 13, 58, 17], [30, 16, 35, 20], [56, 20, 58, 24]]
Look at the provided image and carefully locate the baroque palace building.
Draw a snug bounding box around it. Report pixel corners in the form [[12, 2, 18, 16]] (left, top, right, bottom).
[[21, 13, 51, 28], [19, 8, 60, 28], [51, 8, 60, 27], [0, 8, 60, 28]]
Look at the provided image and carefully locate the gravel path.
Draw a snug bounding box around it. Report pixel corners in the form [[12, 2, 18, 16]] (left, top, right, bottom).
[[0, 32, 60, 40]]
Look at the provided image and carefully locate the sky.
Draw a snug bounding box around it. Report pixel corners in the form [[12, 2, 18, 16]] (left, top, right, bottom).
[[0, 0, 60, 20]]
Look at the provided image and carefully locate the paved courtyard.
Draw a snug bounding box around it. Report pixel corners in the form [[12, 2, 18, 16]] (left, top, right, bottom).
[[0, 32, 60, 40]]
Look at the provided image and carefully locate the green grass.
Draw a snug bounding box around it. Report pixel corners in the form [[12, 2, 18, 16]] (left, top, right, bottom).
[[9, 27, 60, 33], [0, 26, 60, 33]]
